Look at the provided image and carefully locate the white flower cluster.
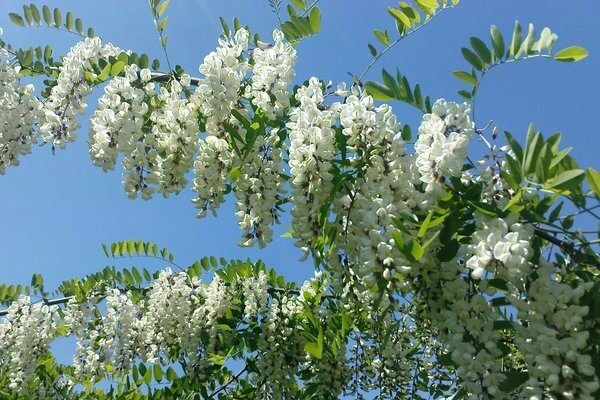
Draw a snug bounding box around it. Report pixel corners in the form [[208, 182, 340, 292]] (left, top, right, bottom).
[[234, 132, 286, 247], [415, 99, 474, 195], [63, 297, 106, 382], [466, 213, 534, 279], [89, 65, 149, 172], [0, 41, 41, 174], [89, 65, 197, 199], [188, 274, 231, 358], [39, 37, 121, 149], [192, 28, 249, 127], [287, 77, 337, 250], [336, 91, 418, 289], [420, 258, 507, 399], [139, 268, 196, 363], [241, 270, 269, 320], [246, 29, 297, 119], [256, 294, 304, 399], [192, 134, 234, 216], [191, 29, 250, 216], [0, 296, 57, 396], [103, 289, 142, 374], [511, 265, 598, 400], [150, 74, 198, 197]]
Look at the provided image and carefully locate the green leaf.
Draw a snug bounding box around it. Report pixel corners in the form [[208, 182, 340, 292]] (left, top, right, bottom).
[[291, 0, 306, 9], [308, 7, 320, 33], [42, 6, 51, 25], [416, 0, 439, 9], [470, 37, 492, 64], [554, 46, 589, 62], [368, 44, 377, 57], [509, 21, 522, 57], [23, 6, 33, 25], [304, 329, 323, 359], [490, 25, 505, 60], [548, 169, 584, 192], [499, 370, 528, 394], [157, 0, 170, 18], [388, 8, 411, 31], [411, 240, 424, 260], [229, 166, 242, 182], [75, 18, 83, 34], [453, 70, 477, 85], [461, 47, 484, 70], [30, 5, 41, 25], [53, 8, 62, 28], [65, 11, 74, 30], [374, 30, 389, 46], [364, 81, 394, 100], [585, 167, 600, 197], [153, 363, 163, 382], [9, 13, 25, 27], [110, 61, 125, 76]]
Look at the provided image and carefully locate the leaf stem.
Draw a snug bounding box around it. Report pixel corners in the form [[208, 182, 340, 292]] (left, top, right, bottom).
[[358, 6, 455, 82]]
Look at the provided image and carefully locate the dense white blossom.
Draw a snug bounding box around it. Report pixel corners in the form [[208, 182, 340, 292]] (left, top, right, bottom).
[[0, 296, 57, 396], [415, 99, 474, 195], [246, 29, 296, 119], [234, 132, 286, 247], [139, 267, 196, 363], [287, 77, 337, 250], [39, 37, 121, 149], [90, 66, 197, 199], [192, 28, 249, 128], [511, 266, 598, 400], [241, 270, 269, 319], [0, 42, 41, 174], [466, 213, 534, 279]]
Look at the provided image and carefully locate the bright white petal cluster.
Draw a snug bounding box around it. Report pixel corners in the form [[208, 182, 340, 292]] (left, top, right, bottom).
[[0, 296, 57, 396], [246, 29, 297, 119], [151, 75, 199, 196], [192, 28, 249, 128], [287, 77, 337, 249], [39, 37, 121, 149], [255, 294, 304, 399], [234, 132, 286, 247], [415, 99, 474, 195], [192, 134, 234, 216], [139, 267, 196, 363], [512, 266, 598, 400], [466, 213, 534, 279], [103, 289, 142, 375], [90, 66, 197, 199], [0, 45, 41, 174], [336, 91, 418, 289]]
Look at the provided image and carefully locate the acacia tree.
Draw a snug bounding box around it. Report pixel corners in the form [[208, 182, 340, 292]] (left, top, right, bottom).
[[0, 1, 598, 399]]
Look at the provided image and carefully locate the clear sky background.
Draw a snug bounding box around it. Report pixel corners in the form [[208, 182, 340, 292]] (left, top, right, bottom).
[[0, 0, 599, 294]]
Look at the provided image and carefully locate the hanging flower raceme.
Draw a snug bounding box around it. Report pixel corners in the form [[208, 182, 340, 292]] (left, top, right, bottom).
[[39, 37, 121, 149], [246, 29, 297, 120], [0, 296, 57, 397], [90, 65, 197, 199], [335, 90, 419, 290], [511, 265, 598, 400], [465, 212, 534, 279], [415, 99, 474, 196], [287, 77, 337, 251], [234, 131, 286, 247], [0, 34, 41, 175], [191, 28, 250, 217]]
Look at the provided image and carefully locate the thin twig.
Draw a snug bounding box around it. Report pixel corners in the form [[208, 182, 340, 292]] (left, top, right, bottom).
[[358, 6, 455, 82], [207, 365, 247, 398]]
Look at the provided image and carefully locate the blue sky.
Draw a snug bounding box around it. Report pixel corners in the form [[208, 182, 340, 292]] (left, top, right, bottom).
[[0, 0, 598, 293]]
